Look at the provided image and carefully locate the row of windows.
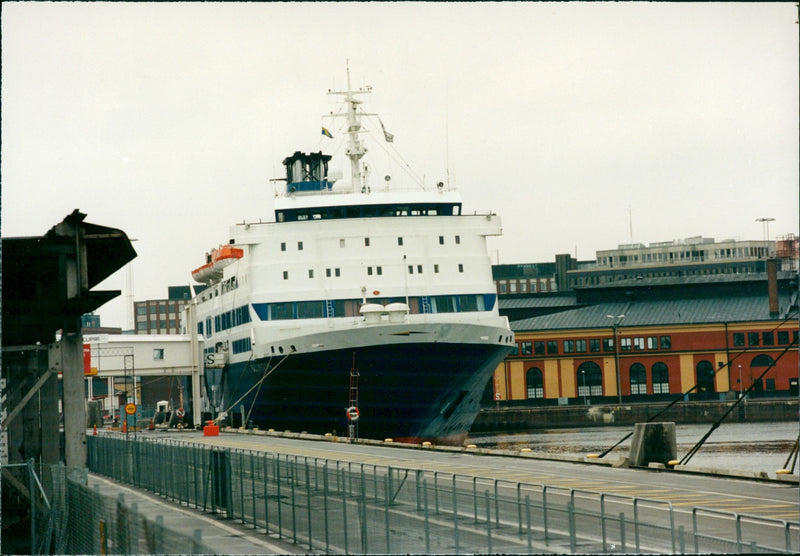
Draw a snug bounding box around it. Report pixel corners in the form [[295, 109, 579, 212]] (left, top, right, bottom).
[[275, 202, 461, 222], [251, 294, 492, 322], [279, 234, 462, 252], [732, 330, 797, 347], [199, 305, 251, 338], [283, 263, 465, 280], [516, 335, 672, 356], [523, 355, 779, 400], [231, 337, 252, 354]]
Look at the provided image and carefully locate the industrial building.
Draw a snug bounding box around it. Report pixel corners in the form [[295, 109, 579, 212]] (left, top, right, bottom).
[[492, 260, 798, 406], [133, 286, 194, 334]]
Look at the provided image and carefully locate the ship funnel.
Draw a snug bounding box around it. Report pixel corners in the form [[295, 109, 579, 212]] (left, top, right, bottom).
[[282, 151, 333, 194]]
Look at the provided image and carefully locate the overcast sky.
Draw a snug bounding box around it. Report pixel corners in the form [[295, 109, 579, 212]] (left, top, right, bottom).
[[2, 2, 798, 330]]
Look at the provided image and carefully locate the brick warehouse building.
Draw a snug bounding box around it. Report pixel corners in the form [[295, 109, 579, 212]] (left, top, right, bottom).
[[492, 260, 798, 405]]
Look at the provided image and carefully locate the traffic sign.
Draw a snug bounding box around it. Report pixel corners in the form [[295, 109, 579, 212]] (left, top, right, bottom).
[[124, 403, 136, 415]]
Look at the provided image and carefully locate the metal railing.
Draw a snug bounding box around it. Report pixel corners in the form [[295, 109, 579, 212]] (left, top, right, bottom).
[[87, 434, 799, 554]]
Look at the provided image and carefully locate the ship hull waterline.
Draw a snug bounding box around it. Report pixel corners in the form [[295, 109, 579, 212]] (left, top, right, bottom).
[[206, 342, 512, 445]]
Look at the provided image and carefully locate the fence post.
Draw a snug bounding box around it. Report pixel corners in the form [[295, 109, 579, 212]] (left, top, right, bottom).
[[735, 514, 743, 554], [155, 515, 164, 553], [192, 529, 203, 554], [323, 460, 329, 553], [619, 512, 626, 553], [679, 525, 686, 554], [305, 457, 313, 550], [385, 473, 391, 554], [423, 478, 431, 554], [341, 468, 349, 555], [526, 494, 532, 553], [633, 498, 641, 552], [517, 483, 523, 534], [360, 465, 368, 554], [601, 492, 607, 552], [485, 490, 492, 554], [252, 453, 258, 530], [290, 458, 297, 545], [452, 475, 460, 554], [542, 486, 549, 543], [473, 477, 479, 523], [275, 457, 283, 538], [568, 500, 576, 554], [415, 469, 423, 511]]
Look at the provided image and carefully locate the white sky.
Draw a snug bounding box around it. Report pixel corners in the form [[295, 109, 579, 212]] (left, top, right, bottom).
[[2, 2, 798, 329]]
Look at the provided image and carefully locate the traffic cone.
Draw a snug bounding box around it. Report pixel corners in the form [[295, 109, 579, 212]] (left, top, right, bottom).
[[93, 425, 97, 436], [122, 419, 127, 433]]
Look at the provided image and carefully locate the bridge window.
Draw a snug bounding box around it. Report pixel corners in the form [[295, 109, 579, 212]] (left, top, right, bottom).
[[153, 349, 164, 360]]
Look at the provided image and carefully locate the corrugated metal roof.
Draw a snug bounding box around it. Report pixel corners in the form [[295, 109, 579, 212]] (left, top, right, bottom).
[[575, 272, 795, 289], [499, 295, 578, 309], [510, 294, 797, 332]]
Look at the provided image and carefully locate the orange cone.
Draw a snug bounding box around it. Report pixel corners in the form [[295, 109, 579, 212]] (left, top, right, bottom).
[[93, 425, 97, 436], [122, 419, 127, 433]]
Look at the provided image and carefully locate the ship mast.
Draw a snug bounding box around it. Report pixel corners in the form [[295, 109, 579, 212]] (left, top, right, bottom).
[[328, 62, 371, 190]]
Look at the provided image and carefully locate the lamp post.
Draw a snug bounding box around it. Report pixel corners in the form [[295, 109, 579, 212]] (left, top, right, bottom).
[[738, 364, 742, 399], [580, 369, 587, 405], [607, 314, 625, 404]]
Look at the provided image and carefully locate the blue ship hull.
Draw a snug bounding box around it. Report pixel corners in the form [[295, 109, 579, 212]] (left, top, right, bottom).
[[207, 342, 512, 444]]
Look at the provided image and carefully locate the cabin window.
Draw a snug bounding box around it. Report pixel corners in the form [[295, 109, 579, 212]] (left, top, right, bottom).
[[434, 264, 439, 273], [365, 237, 370, 246], [308, 269, 314, 278], [297, 241, 303, 250], [340, 239, 345, 248], [281, 242, 286, 252], [408, 265, 413, 274], [439, 236, 444, 245], [367, 267, 373, 276], [417, 265, 423, 273], [335, 268, 341, 277], [153, 349, 164, 360], [283, 271, 288, 280], [458, 263, 464, 273], [455, 235, 461, 244], [376, 266, 383, 275], [326, 268, 331, 277], [397, 237, 404, 246]]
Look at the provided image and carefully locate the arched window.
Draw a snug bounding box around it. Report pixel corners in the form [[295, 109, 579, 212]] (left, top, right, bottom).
[[651, 362, 669, 394], [695, 360, 715, 395], [577, 362, 603, 397], [629, 363, 647, 395], [526, 367, 544, 399], [749, 354, 774, 394]]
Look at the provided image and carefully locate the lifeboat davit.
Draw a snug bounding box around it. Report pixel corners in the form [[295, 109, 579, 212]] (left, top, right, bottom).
[[192, 245, 244, 284]]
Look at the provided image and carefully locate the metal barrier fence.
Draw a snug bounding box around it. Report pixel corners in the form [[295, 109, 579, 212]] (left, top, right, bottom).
[[1, 460, 214, 555], [87, 434, 799, 554]]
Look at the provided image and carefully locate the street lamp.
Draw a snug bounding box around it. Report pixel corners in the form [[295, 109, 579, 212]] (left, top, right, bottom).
[[607, 314, 625, 404], [580, 369, 587, 405], [738, 364, 742, 399]]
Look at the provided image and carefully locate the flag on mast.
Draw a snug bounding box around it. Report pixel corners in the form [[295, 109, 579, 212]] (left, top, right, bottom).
[[321, 127, 333, 139], [379, 119, 394, 143]]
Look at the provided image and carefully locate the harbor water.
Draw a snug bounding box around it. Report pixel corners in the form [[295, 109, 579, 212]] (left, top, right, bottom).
[[469, 421, 799, 474]]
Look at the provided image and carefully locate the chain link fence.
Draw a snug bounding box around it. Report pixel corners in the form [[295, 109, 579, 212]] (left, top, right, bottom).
[[86, 433, 799, 554], [1, 460, 214, 554]]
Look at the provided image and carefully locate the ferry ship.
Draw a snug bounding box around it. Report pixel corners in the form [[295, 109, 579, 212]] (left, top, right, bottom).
[[192, 68, 514, 444]]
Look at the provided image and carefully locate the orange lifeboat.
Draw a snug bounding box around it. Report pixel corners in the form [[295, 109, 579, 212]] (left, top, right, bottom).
[[192, 245, 244, 284]]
